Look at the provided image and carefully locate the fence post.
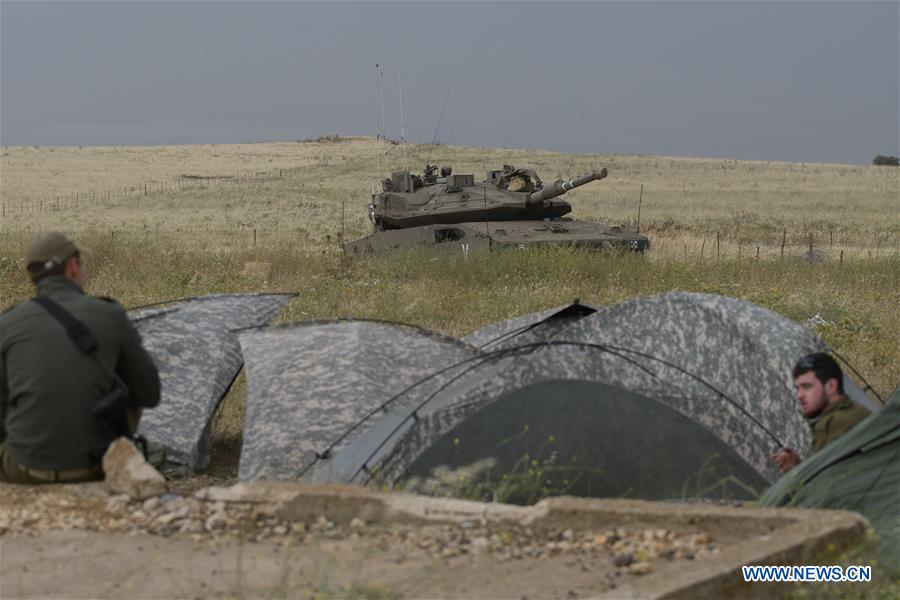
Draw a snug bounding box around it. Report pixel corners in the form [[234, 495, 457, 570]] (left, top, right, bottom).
[[780, 228, 786, 258], [840, 250, 844, 265], [716, 232, 720, 261], [700, 238, 705, 260], [253, 228, 257, 247]]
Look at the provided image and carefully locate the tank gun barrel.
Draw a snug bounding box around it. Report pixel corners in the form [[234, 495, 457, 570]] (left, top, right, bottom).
[[527, 168, 608, 205]]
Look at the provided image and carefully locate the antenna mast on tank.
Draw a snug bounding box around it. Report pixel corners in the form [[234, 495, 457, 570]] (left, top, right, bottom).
[[398, 69, 409, 171], [426, 84, 452, 169], [378, 65, 385, 139], [375, 64, 385, 181]]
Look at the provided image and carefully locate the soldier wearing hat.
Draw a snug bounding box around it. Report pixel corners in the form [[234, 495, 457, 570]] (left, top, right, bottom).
[[0, 232, 160, 483]]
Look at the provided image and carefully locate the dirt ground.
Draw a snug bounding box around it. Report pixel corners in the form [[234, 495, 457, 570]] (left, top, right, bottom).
[[2, 529, 632, 599]]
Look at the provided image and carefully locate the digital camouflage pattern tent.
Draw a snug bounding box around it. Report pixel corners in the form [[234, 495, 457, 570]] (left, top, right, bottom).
[[131, 293, 293, 469], [237, 320, 479, 480], [238, 292, 880, 501], [759, 389, 899, 573]]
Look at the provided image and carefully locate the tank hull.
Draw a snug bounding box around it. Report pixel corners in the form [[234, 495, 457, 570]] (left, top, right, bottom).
[[344, 219, 650, 258]]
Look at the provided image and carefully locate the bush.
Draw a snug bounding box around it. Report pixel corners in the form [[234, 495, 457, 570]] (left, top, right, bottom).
[[872, 155, 899, 166]]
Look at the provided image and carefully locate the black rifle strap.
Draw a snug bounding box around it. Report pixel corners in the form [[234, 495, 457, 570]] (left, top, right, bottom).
[[32, 296, 99, 355], [33, 296, 144, 461]]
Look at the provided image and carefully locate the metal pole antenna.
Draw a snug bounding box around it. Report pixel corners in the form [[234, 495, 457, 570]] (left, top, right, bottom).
[[375, 64, 383, 181], [398, 69, 408, 171], [379, 68, 385, 139]]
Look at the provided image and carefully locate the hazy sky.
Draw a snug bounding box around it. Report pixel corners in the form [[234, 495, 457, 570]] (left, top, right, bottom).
[[2, 1, 898, 164]]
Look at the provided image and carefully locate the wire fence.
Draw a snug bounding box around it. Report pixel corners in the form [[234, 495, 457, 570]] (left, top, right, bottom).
[[0, 154, 351, 217], [1, 225, 895, 264]]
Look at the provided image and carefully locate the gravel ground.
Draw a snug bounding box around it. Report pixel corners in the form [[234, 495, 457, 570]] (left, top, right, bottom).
[[1, 484, 723, 597]]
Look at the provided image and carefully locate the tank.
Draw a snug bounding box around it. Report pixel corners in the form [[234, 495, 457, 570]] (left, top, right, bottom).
[[344, 164, 650, 257]]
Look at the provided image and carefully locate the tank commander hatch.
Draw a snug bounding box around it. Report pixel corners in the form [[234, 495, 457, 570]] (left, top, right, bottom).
[[772, 353, 871, 473], [0, 231, 160, 484]]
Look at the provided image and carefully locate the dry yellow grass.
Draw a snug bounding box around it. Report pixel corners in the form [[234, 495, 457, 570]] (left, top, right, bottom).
[[2, 137, 897, 257]]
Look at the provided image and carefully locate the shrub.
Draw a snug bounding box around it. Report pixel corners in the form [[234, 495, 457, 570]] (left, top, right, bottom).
[[872, 155, 899, 166]]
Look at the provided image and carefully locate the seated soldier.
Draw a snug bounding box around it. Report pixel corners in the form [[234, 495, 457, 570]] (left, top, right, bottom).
[[772, 353, 871, 473], [0, 232, 160, 483]]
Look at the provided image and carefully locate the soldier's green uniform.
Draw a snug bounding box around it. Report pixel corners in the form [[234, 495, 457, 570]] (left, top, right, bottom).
[[0, 233, 160, 483], [809, 395, 871, 453]]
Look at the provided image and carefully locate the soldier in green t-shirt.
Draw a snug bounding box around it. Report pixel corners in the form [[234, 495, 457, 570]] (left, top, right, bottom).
[[0, 232, 160, 484], [773, 353, 871, 473]]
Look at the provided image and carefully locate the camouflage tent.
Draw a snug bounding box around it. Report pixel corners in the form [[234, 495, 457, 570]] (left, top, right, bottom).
[[237, 320, 479, 481], [462, 301, 597, 350], [238, 293, 880, 501], [759, 389, 900, 573], [131, 293, 293, 469]]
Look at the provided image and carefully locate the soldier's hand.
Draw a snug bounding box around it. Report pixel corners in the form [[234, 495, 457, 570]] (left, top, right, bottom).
[[772, 448, 802, 473]]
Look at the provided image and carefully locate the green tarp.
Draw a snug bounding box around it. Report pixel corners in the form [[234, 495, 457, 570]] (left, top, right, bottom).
[[759, 389, 900, 572]]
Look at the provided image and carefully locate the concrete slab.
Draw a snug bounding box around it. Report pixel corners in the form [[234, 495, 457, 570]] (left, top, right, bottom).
[[195, 482, 870, 599], [1, 481, 871, 598]]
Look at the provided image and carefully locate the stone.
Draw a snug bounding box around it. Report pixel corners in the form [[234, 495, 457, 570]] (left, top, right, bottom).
[[102, 438, 167, 500], [205, 511, 228, 531], [142, 497, 160, 512], [613, 553, 634, 567], [180, 519, 206, 534], [628, 562, 652, 576]]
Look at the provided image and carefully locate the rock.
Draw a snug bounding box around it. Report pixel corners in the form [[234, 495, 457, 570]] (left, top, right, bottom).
[[105, 494, 131, 510], [613, 553, 634, 567], [159, 493, 182, 505], [692, 533, 711, 546], [273, 525, 288, 536], [142, 497, 160, 512], [156, 512, 183, 526], [180, 519, 205, 534], [349, 517, 366, 530], [205, 511, 228, 531], [628, 562, 652, 576], [102, 438, 167, 500]]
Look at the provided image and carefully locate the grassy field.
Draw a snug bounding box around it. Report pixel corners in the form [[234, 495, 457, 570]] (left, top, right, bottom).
[[1, 138, 898, 484]]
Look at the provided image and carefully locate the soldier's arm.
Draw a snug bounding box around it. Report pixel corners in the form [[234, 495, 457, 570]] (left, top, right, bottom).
[[115, 309, 161, 409]]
